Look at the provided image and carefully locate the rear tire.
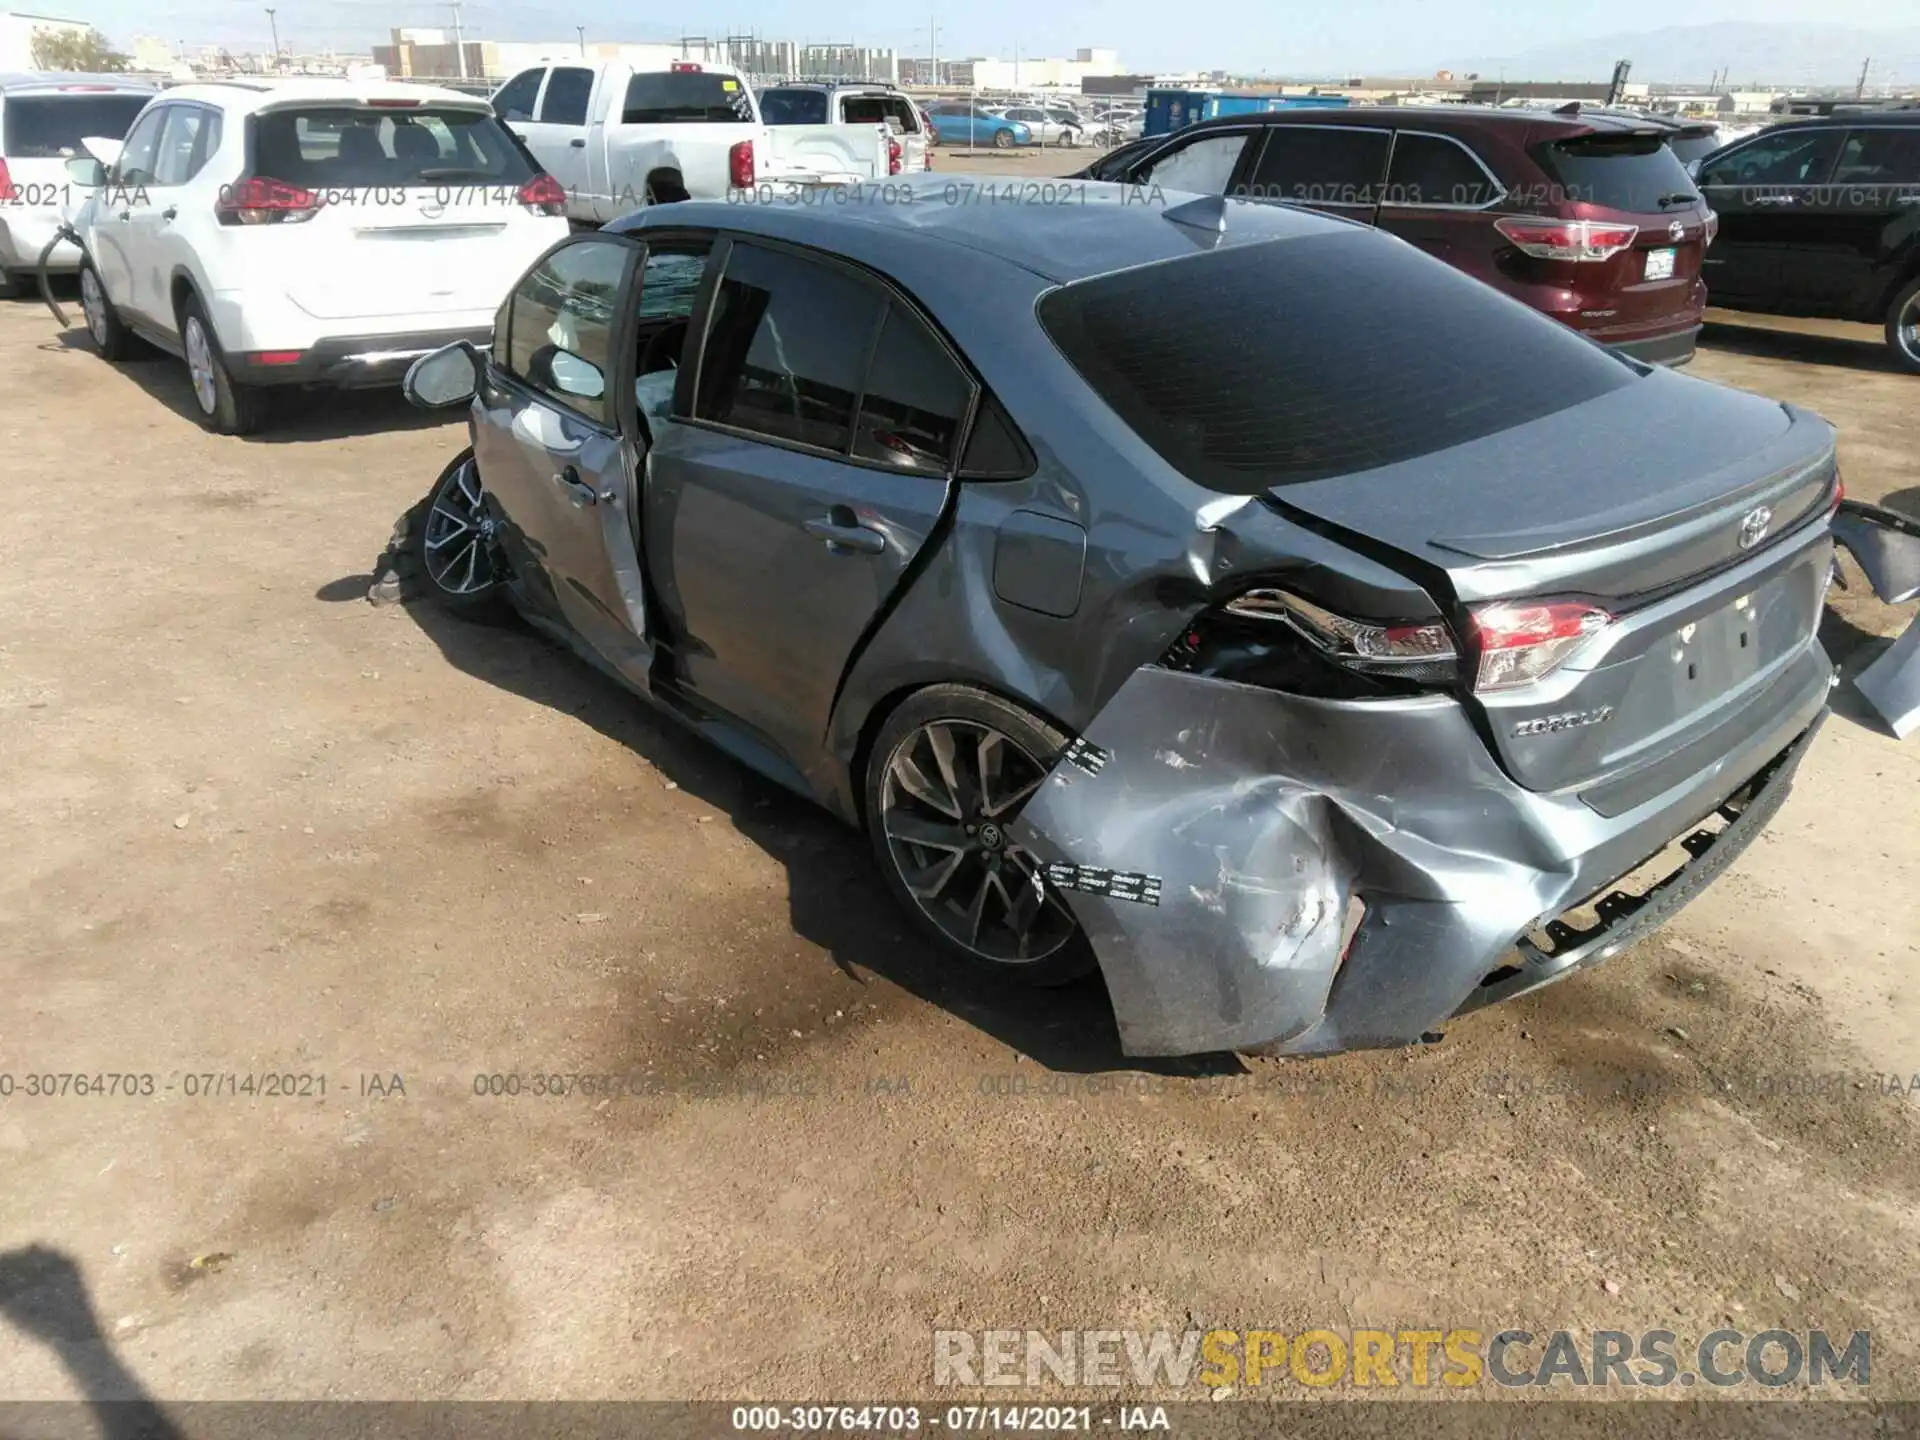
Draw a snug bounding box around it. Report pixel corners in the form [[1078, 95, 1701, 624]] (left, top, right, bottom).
[[1886, 276, 1920, 375], [178, 294, 264, 436], [79, 260, 137, 361], [864, 685, 1095, 988]]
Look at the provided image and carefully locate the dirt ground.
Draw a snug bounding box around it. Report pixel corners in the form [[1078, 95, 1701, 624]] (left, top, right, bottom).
[[2, 155, 1918, 1410]]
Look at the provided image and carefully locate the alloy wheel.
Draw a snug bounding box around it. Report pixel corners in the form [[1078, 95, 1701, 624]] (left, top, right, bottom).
[[423, 455, 500, 595], [183, 316, 218, 416], [880, 719, 1077, 964], [1898, 292, 1920, 367], [81, 268, 108, 347]]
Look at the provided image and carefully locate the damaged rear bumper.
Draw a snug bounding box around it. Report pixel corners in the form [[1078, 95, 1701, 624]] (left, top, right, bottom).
[[1831, 500, 1920, 740], [1010, 646, 1832, 1058]]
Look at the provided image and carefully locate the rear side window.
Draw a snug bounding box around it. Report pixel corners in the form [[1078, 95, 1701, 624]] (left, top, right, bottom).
[[1037, 234, 1636, 493], [1832, 128, 1920, 183], [852, 306, 971, 472], [694, 241, 884, 453], [492, 70, 543, 123], [759, 89, 828, 125], [622, 72, 753, 125], [1, 93, 150, 158], [538, 67, 593, 126], [505, 237, 631, 426], [1384, 132, 1500, 207], [251, 107, 535, 187], [1535, 134, 1698, 213], [1242, 125, 1390, 206]]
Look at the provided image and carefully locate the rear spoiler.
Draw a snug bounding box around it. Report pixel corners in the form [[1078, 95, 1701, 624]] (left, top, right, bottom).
[[251, 93, 492, 117]]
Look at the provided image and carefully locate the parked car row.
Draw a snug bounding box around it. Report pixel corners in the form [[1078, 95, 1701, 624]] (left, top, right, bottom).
[[1075, 104, 1920, 372]]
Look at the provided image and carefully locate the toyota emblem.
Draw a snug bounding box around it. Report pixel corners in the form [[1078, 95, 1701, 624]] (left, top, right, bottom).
[[419, 196, 446, 219], [1738, 505, 1773, 550], [1668, 220, 1686, 241]]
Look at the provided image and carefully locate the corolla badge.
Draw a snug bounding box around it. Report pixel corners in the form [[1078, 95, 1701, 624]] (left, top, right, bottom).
[[1668, 219, 1687, 241], [1513, 706, 1614, 738], [1738, 505, 1774, 550]]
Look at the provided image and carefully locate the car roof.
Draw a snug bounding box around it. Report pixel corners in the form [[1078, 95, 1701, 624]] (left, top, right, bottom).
[[1767, 109, 1920, 127], [0, 72, 158, 96], [155, 78, 493, 112], [1181, 104, 1674, 138], [613, 175, 1360, 284]]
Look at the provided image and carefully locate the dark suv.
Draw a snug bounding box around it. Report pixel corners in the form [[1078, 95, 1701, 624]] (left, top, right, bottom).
[[1692, 112, 1920, 372], [1099, 106, 1713, 365]]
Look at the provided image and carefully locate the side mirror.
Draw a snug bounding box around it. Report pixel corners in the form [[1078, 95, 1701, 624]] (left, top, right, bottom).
[[533, 346, 605, 401], [403, 341, 481, 409], [66, 156, 107, 187]]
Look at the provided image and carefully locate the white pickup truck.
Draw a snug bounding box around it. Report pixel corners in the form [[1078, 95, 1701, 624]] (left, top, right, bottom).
[[491, 60, 898, 224]]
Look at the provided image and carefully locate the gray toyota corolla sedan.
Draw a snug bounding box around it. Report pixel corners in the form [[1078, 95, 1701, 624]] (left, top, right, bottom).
[[401, 176, 1841, 1058]]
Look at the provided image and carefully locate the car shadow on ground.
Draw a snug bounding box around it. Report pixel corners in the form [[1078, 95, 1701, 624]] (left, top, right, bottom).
[[343, 562, 1241, 1079], [40, 327, 456, 443], [1700, 318, 1901, 373], [0, 1244, 185, 1438]]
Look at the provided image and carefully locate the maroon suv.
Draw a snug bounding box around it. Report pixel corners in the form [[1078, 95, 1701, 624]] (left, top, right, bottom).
[[1101, 106, 1715, 365]]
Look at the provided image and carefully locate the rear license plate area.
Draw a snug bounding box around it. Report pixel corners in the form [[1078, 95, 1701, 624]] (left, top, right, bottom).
[[1644, 247, 1677, 281]]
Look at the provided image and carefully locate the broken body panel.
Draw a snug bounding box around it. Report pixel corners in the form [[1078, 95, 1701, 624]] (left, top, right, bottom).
[[1831, 499, 1920, 740]]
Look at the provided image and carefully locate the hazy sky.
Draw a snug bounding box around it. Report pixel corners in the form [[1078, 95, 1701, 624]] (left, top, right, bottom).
[[76, 0, 1920, 74]]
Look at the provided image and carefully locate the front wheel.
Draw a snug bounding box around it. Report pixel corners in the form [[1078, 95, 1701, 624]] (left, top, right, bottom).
[[80, 260, 137, 361], [178, 295, 264, 435], [413, 448, 513, 622], [1886, 276, 1920, 375], [992, 129, 1014, 150], [865, 685, 1093, 987]]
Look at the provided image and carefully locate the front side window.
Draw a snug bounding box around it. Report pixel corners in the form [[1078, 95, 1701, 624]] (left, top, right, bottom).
[[1697, 129, 1841, 188], [1244, 125, 1390, 206], [1139, 133, 1248, 194], [693, 241, 883, 453], [537, 67, 593, 126], [505, 238, 632, 426], [112, 106, 167, 186], [1384, 132, 1499, 207], [492, 69, 544, 123], [631, 240, 714, 423]]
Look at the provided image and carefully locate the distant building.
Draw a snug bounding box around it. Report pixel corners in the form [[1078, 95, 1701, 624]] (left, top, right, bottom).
[[963, 47, 1121, 92], [1, 9, 89, 70], [1464, 79, 1649, 105], [1724, 90, 1779, 115]]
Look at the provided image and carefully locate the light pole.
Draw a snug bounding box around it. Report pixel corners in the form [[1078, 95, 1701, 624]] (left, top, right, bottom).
[[576, 25, 585, 56], [264, 7, 279, 67]]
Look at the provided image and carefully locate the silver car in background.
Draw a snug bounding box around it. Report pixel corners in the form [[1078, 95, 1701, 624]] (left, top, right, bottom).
[[400, 181, 1842, 1058]]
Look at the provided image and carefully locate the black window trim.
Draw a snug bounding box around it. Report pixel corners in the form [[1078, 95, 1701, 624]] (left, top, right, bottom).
[[1695, 125, 1846, 188], [1380, 128, 1508, 212], [488, 230, 644, 434], [674, 229, 995, 483]]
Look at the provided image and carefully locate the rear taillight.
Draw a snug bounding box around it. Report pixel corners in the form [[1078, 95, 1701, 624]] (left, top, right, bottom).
[[1466, 602, 1612, 693], [1831, 472, 1845, 514], [216, 176, 321, 225], [887, 137, 902, 176], [1223, 589, 1457, 680], [728, 139, 755, 190], [0, 158, 16, 202], [517, 174, 566, 216], [1494, 216, 1639, 262]]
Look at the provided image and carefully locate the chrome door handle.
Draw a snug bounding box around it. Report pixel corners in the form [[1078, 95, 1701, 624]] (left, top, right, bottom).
[[569, 138, 586, 148], [803, 509, 885, 555], [553, 466, 597, 507]]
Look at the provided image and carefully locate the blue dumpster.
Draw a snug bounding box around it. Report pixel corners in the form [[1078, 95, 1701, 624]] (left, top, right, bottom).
[[1143, 90, 1350, 138]]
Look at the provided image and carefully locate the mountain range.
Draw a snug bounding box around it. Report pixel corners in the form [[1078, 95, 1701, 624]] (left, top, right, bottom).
[[1419, 22, 1920, 89]]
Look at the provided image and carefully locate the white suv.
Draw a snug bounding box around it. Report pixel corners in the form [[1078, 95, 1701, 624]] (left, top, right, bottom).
[[67, 78, 570, 434]]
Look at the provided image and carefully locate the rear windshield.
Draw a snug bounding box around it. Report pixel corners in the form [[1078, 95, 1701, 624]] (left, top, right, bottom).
[[1037, 234, 1637, 493], [251, 107, 535, 187], [759, 89, 828, 125], [622, 72, 754, 125], [1535, 133, 1700, 213], [3, 94, 149, 158]]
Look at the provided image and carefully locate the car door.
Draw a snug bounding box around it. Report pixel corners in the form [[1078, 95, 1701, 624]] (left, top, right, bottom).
[[1803, 126, 1920, 317], [472, 232, 655, 687], [1695, 126, 1843, 306], [525, 65, 593, 201], [1240, 122, 1391, 224], [91, 102, 166, 317], [642, 237, 970, 773], [126, 102, 219, 333]]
